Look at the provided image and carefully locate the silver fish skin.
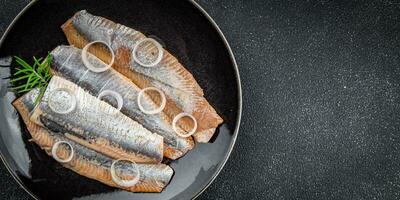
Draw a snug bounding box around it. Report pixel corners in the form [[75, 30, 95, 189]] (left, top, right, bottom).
[[13, 89, 173, 192], [70, 9, 200, 113], [30, 76, 164, 163], [50, 45, 194, 159], [63, 10, 224, 143]]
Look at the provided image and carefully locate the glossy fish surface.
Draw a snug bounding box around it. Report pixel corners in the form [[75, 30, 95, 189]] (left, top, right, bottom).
[[50, 45, 194, 160], [62, 10, 223, 142], [30, 76, 164, 163], [12, 90, 173, 192]]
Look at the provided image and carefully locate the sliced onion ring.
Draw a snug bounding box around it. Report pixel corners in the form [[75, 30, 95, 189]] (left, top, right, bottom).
[[48, 88, 77, 114], [51, 141, 74, 163], [82, 41, 115, 72], [172, 113, 198, 138], [98, 90, 123, 114], [110, 159, 140, 187], [132, 38, 164, 67], [137, 87, 166, 114]]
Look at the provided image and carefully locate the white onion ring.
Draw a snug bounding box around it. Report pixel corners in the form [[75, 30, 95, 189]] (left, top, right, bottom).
[[51, 141, 74, 163], [172, 113, 198, 138], [48, 88, 77, 114], [98, 90, 123, 114], [137, 87, 166, 114], [82, 41, 115, 72], [110, 159, 140, 187], [132, 38, 164, 67]]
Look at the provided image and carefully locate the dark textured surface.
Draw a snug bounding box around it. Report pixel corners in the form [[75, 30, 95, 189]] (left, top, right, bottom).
[[2, 0, 400, 200], [0, 0, 29, 35]]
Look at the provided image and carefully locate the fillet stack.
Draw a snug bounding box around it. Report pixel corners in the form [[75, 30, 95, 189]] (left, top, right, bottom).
[[13, 89, 173, 192], [50, 45, 194, 160], [12, 9, 224, 193], [62, 10, 223, 143]]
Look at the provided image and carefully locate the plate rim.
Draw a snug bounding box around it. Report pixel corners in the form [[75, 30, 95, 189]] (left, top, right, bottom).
[[0, 0, 243, 199]]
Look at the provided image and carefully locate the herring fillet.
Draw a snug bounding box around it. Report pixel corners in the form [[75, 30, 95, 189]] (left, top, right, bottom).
[[62, 10, 223, 143], [12, 89, 173, 192], [50, 45, 194, 160], [30, 76, 164, 163]]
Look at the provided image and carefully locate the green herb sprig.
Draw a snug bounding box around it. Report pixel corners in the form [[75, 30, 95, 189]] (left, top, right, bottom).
[[10, 54, 52, 105]]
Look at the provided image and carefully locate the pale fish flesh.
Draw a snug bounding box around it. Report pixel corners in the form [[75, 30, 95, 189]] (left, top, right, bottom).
[[30, 76, 164, 163], [50, 45, 194, 159], [12, 89, 173, 192], [62, 10, 223, 142]]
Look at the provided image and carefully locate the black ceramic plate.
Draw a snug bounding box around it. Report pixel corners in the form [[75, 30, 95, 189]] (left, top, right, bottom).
[[0, 0, 241, 199]]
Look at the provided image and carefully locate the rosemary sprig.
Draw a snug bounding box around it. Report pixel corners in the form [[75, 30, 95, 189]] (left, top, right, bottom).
[[10, 54, 52, 105]]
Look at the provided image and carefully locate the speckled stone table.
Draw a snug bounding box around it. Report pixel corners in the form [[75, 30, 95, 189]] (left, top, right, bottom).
[[2, 0, 400, 200]]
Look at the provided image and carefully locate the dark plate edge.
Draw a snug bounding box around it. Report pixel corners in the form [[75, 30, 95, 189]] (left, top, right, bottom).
[[0, 1, 40, 199], [0, 0, 243, 199], [188, 1, 242, 199]]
